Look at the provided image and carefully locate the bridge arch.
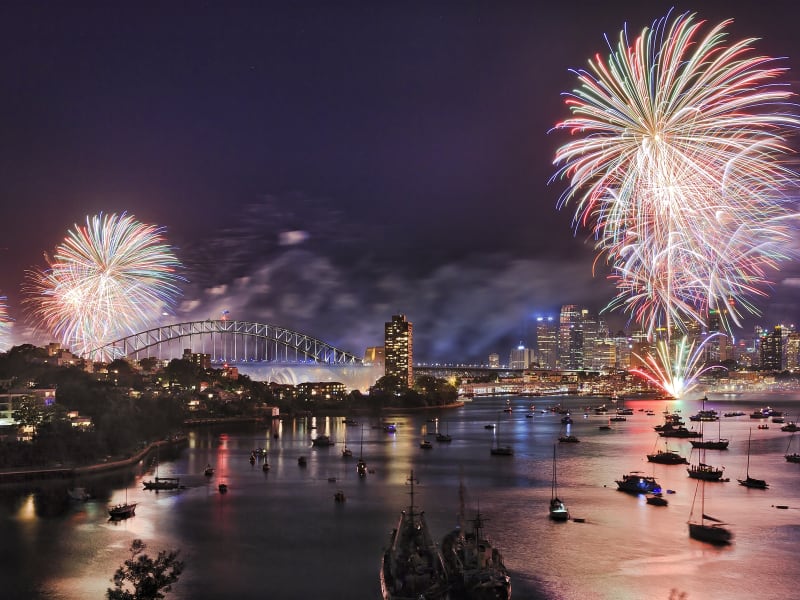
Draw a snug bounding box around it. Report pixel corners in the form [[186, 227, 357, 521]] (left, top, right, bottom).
[[86, 320, 363, 365]]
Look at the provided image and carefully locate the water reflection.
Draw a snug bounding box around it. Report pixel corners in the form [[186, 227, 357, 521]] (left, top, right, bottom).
[[2, 392, 800, 599]]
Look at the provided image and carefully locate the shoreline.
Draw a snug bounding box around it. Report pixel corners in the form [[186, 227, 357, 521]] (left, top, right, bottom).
[[0, 435, 187, 485]]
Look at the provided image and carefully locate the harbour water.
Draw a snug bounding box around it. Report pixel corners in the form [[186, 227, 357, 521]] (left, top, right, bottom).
[[2, 391, 800, 599]]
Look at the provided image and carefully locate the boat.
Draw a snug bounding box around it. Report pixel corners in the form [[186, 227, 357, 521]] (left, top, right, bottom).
[[615, 472, 661, 495], [312, 435, 335, 447], [357, 425, 367, 476], [688, 477, 732, 545], [549, 444, 569, 521], [690, 399, 729, 449], [108, 485, 136, 519], [108, 501, 137, 519], [687, 415, 725, 481], [203, 464, 214, 476], [484, 424, 495, 429], [785, 432, 800, 463], [758, 423, 769, 430], [490, 414, 513, 456], [738, 429, 768, 489], [342, 426, 353, 458], [687, 461, 725, 481], [334, 490, 346, 503], [441, 479, 511, 599], [659, 424, 701, 438], [262, 461, 270, 472], [298, 456, 308, 467], [646, 492, 668, 506], [435, 421, 452, 443], [142, 476, 181, 491], [609, 415, 627, 422], [420, 439, 433, 450], [379, 471, 449, 600], [781, 422, 799, 432], [558, 435, 580, 443], [647, 440, 688, 465], [218, 483, 228, 493], [143, 445, 180, 490]]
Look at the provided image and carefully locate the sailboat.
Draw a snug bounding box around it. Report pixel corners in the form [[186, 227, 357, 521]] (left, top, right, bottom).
[[490, 413, 513, 456], [549, 444, 569, 521], [435, 420, 452, 443], [785, 431, 800, 463], [142, 445, 180, 491], [342, 424, 353, 458], [108, 481, 137, 519], [688, 477, 732, 545], [738, 428, 768, 489], [357, 425, 367, 476], [687, 413, 725, 481], [690, 398, 729, 450]]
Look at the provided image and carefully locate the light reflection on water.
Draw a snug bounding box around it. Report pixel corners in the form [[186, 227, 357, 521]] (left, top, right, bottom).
[[1, 392, 799, 599]]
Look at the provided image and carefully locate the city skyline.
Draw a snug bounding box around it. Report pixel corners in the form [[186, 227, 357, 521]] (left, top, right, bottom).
[[1, 1, 798, 363]]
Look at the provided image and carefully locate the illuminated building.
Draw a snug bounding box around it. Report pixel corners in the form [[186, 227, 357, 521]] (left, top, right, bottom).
[[558, 304, 580, 369], [385, 314, 413, 387], [509, 343, 534, 370], [535, 316, 557, 369], [759, 326, 783, 371]]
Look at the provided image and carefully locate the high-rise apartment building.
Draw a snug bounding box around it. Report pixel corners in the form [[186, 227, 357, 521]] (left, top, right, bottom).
[[535, 316, 558, 369], [384, 314, 413, 387], [509, 343, 534, 370], [759, 326, 783, 371], [787, 332, 800, 372]]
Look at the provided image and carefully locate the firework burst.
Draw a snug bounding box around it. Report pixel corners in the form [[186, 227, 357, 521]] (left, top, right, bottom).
[[552, 10, 800, 335], [25, 212, 184, 359], [552, 11, 799, 396]]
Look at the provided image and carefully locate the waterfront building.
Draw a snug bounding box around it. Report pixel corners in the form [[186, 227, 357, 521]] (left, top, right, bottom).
[[488, 353, 500, 368], [385, 314, 413, 387]]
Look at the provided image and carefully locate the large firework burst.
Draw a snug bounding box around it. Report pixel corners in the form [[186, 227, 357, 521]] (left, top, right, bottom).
[[25, 212, 183, 358], [552, 10, 799, 337]]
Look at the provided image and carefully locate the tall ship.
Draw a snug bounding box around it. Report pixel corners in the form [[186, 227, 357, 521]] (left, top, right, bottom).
[[441, 480, 511, 599], [380, 472, 450, 600]]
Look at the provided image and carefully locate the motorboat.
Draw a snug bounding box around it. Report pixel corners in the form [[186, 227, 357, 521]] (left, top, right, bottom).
[[312, 435, 335, 447], [142, 477, 180, 491], [420, 439, 433, 449], [615, 472, 661, 495], [646, 493, 668, 506]]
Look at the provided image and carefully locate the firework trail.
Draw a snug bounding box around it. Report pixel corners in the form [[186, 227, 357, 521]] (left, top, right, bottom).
[[24, 212, 183, 358], [552, 10, 800, 337], [0, 293, 10, 346]]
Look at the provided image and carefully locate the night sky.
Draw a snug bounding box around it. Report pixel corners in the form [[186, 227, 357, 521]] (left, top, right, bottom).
[[1, 1, 799, 362]]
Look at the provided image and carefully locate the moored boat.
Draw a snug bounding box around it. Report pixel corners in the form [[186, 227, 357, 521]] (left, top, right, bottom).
[[616, 472, 661, 495], [647, 449, 688, 465], [142, 476, 180, 491], [380, 472, 449, 600], [549, 444, 569, 522], [108, 502, 137, 519]]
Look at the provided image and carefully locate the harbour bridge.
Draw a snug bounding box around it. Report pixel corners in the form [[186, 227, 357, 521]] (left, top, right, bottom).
[[86, 319, 364, 366]]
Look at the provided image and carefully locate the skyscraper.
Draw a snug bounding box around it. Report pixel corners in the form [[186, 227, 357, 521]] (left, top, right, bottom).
[[535, 316, 557, 369], [759, 326, 782, 372], [558, 304, 580, 369], [384, 314, 413, 387]]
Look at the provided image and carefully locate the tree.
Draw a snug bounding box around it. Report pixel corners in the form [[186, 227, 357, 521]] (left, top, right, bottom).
[[107, 539, 183, 600]]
